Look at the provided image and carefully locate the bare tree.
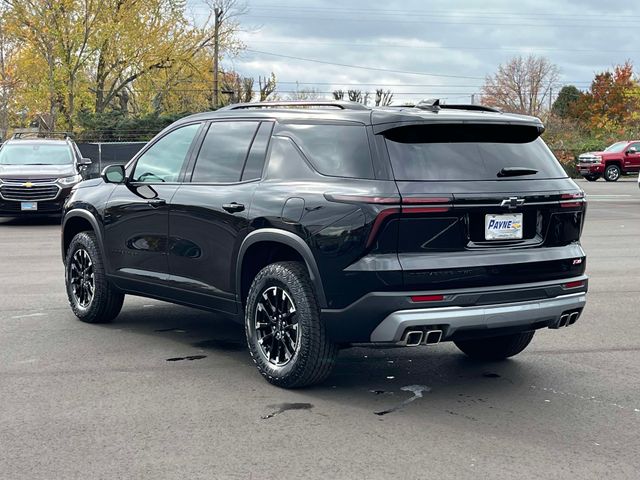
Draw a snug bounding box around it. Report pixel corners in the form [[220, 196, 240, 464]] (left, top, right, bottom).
[[286, 83, 322, 101], [332, 89, 344, 100], [221, 72, 253, 104], [375, 89, 393, 106], [481, 55, 559, 116], [259, 73, 277, 101], [347, 89, 370, 105], [204, 0, 248, 108]]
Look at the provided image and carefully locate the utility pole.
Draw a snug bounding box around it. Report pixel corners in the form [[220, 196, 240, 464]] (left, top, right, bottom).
[[471, 93, 475, 105], [548, 87, 553, 112], [213, 6, 223, 110]]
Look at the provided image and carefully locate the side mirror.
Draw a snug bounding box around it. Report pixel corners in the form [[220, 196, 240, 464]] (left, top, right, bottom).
[[101, 164, 126, 184], [78, 157, 92, 166]]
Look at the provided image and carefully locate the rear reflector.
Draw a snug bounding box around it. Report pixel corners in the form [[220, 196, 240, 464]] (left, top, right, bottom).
[[410, 295, 445, 302], [563, 281, 585, 289]]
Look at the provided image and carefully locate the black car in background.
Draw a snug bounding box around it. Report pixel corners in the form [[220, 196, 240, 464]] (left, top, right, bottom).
[[60, 100, 588, 388], [0, 133, 91, 217]]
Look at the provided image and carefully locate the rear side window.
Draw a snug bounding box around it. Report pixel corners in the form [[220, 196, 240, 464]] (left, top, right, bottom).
[[284, 124, 374, 179], [192, 121, 260, 183], [384, 124, 567, 181]]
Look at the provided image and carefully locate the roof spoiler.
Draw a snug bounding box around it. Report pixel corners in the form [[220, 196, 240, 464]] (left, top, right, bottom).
[[400, 99, 501, 113]]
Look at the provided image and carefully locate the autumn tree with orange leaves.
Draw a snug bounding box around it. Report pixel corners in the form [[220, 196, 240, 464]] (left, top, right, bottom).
[[571, 61, 640, 136]]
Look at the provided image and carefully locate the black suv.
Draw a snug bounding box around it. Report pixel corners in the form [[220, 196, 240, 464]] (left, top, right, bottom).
[[61, 100, 588, 388], [0, 133, 92, 216]]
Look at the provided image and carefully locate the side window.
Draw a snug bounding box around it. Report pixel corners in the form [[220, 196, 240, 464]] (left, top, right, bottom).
[[629, 143, 640, 153], [283, 124, 374, 179], [191, 121, 260, 183], [133, 123, 200, 183], [241, 122, 273, 181]]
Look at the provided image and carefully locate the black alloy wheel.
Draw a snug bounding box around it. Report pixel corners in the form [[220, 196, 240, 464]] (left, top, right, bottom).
[[65, 231, 124, 323], [245, 261, 337, 388], [255, 285, 300, 366], [69, 248, 95, 308]]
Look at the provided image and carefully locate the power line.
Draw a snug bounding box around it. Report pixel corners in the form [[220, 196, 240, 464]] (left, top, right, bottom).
[[233, 13, 637, 29], [238, 38, 638, 55], [243, 49, 487, 80], [240, 3, 640, 19]]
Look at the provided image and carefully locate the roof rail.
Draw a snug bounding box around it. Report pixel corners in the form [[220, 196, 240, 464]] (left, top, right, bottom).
[[11, 131, 73, 140], [218, 101, 370, 111]]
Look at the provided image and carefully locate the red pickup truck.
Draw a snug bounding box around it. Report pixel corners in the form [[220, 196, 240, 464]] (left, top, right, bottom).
[[577, 140, 640, 181]]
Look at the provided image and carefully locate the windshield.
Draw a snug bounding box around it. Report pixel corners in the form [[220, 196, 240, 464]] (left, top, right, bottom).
[[384, 124, 567, 181], [0, 143, 73, 165], [603, 142, 628, 153]]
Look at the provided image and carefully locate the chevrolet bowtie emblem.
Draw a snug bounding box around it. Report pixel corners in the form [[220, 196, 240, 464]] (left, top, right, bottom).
[[24, 182, 33, 188], [500, 197, 525, 209]]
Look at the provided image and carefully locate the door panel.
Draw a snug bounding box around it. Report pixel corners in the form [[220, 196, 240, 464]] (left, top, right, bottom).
[[167, 120, 271, 312], [104, 183, 179, 284], [168, 183, 257, 312], [104, 122, 201, 290], [625, 142, 640, 171]]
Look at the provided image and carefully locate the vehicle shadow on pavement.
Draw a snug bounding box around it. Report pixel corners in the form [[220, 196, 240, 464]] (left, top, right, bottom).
[[0, 216, 62, 226], [100, 301, 538, 410]]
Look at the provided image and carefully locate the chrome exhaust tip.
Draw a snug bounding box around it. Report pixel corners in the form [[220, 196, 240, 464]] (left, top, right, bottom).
[[558, 314, 569, 328], [424, 329, 443, 345], [567, 311, 580, 326], [404, 330, 424, 347]]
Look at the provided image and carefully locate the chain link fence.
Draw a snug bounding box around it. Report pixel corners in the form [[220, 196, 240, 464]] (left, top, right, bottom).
[[76, 142, 146, 178]]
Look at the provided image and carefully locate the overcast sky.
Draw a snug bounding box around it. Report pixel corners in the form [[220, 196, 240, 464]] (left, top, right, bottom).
[[191, 0, 639, 104]]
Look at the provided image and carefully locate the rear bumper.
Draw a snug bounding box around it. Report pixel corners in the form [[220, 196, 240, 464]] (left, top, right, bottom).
[[321, 275, 588, 343], [370, 291, 586, 343]]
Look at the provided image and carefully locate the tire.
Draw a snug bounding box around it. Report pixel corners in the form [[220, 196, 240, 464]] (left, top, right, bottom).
[[454, 331, 535, 361], [245, 261, 337, 388], [584, 175, 599, 182], [65, 231, 124, 323], [604, 164, 621, 182]]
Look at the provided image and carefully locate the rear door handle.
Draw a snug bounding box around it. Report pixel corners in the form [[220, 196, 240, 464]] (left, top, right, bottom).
[[147, 199, 166, 208], [222, 202, 245, 213]]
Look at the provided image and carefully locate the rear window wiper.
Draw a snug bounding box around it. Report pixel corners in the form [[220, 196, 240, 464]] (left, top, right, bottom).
[[497, 167, 538, 177]]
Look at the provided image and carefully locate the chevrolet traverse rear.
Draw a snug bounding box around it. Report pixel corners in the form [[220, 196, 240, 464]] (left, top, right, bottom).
[[61, 100, 587, 388]]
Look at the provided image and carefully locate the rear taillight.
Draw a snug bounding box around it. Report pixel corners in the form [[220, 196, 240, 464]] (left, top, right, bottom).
[[563, 280, 585, 289], [324, 193, 454, 249], [560, 192, 585, 208]]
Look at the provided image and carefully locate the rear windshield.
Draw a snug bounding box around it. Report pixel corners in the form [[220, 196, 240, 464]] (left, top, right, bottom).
[[0, 143, 73, 165], [384, 124, 567, 181]]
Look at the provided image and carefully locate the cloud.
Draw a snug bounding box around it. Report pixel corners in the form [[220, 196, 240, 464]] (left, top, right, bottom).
[[193, 0, 638, 103]]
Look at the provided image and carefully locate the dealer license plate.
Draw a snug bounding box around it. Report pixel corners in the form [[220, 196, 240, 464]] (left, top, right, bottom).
[[21, 202, 38, 211], [485, 213, 523, 240]]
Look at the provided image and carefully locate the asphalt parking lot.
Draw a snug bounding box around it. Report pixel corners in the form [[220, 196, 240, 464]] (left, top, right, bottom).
[[1, 178, 639, 480]]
